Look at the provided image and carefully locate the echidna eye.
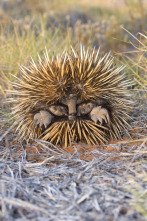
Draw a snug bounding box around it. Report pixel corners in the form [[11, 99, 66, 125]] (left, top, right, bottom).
[[49, 105, 67, 116], [77, 102, 94, 115], [60, 107, 64, 112]]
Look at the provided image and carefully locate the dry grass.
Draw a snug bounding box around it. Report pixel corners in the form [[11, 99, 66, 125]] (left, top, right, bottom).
[[0, 0, 147, 220], [119, 27, 147, 90]]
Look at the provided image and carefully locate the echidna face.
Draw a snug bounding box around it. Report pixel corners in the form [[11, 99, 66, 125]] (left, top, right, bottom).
[[34, 93, 108, 124], [34, 94, 108, 125], [12, 46, 131, 147], [49, 94, 94, 120]]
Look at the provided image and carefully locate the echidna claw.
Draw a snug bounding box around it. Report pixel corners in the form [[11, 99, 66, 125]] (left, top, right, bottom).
[[34, 110, 53, 129], [77, 102, 94, 116], [90, 106, 110, 126]]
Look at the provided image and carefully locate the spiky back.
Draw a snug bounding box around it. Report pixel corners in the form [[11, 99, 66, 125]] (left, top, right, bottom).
[[11, 46, 132, 146]]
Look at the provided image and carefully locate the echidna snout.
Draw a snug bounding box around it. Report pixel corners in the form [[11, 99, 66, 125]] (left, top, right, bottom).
[[61, 94, 77, 120]]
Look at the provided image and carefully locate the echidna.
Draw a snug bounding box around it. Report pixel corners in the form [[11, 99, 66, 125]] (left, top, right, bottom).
[[11, 46, 131, 147]]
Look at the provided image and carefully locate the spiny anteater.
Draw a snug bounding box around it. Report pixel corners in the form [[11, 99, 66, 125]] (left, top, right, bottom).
[[11, 45, 132, 147]]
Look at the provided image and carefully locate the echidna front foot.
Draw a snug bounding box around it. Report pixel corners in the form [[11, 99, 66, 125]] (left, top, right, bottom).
[[34, 110, 53, 128], [90, 106, 110, 126]]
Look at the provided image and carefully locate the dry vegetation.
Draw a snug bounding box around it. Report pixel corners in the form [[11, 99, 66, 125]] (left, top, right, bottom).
[[0, 0, 147, 220]]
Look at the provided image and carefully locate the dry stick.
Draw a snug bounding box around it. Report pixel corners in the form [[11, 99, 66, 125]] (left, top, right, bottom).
[[117, 137, 147, 144], [0, 196, 50, 216], [124, 139, 147, 175], [121, 25, 146, 48]]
